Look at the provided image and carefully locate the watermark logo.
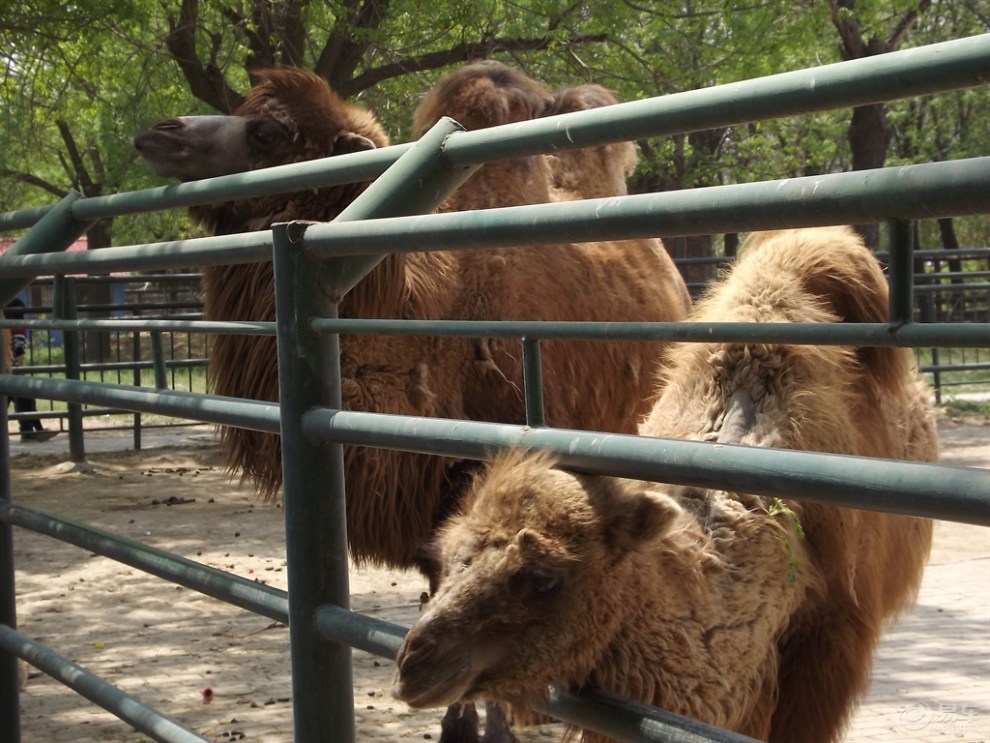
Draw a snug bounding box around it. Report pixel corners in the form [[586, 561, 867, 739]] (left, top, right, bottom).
[[897, 702, 983, 734]]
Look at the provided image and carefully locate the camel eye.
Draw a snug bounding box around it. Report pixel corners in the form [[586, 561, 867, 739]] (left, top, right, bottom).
[[248, 120, 288, 149], [530, 571, 561, 596], [512, 568, 562, 598]]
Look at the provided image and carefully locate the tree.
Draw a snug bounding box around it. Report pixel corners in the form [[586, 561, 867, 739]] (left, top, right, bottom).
[[1, 0, 986, 254], [824, 0, 932, 247], [161, 0, 610, 120]]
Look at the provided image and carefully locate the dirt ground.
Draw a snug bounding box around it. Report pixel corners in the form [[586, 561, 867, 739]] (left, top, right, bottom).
[[6, 416, 989, 743]]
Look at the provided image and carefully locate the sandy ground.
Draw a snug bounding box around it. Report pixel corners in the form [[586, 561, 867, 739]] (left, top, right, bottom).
[[5, 416, 989, 743]]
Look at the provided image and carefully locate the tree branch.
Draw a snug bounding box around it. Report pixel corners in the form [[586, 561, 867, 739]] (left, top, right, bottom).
[[824, 0, 865, 60], [0, 169, 67, 199], [56, 120, 94, 194], [336, 32, 607, 97], [887, 0, 931, 49], [313, 0, 390, 87], [165, 0, 245, 112]]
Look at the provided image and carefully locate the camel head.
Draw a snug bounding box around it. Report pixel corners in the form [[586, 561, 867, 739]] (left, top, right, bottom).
[[541, 83, 638, 200], [133, 67, 387, 182], [412, 60, 554, 138], [412, 61, 558, 210], [393, 449, 682, 709]]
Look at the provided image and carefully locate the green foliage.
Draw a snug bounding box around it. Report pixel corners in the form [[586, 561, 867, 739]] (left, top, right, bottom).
[[767, 497, 806, 584], [1, 0, 987, 248]]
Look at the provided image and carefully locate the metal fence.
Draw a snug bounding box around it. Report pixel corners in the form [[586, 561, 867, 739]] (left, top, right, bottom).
[[6, 252, 985, 457], [676, 248, 990, 403], [1, 34, 989, 743], [4, 273, 206, 453]]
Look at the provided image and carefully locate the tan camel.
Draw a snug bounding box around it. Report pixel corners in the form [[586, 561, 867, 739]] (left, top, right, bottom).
[[395, 227, 937, 743]]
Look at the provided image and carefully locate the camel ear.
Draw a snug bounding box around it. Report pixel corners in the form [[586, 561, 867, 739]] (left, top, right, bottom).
[[332, 131, 378, 156], [589, 477, 682, 553]]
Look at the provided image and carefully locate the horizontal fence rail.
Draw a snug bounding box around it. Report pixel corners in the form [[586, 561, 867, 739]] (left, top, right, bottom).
[[0, 625, 210, 743], [1, 33, 989, 743], [299, 409, 990, 527], [1, 34, 987, 234]]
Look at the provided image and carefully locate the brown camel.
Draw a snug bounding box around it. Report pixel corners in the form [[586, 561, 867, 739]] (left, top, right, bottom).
[[541, 83, 639, 201], [394, 226, 937, 743], [136, 63, 690, 743], [133, 64, 690, 579]]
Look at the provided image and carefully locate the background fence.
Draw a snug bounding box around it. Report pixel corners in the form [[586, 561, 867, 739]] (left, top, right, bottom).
[[1, 34, 989, 743], [5, 248, 987, 455]]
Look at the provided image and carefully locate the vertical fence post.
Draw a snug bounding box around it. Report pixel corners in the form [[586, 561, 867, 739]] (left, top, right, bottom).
[[269, 118, 478, 741], [522, 337, 546, 427], [0, 390, 21, 743], [131, 328, 143, 450], [55, 277, 86, 463], [150, 331, 168, 389], [273, 221, 355, 743], [888, 219, 915, 326]]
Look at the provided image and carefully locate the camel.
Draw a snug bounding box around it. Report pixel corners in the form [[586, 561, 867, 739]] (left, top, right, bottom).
[[541, 84, 639, 201], [394, 226, 937, 743], [133, 64, 690, 581]]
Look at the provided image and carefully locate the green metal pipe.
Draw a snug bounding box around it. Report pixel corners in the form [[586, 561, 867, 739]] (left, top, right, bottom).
[[272, 224, 355, 743], [293, 158, 990, 256], [0, 230, 274, 278], [11, 359, 206, 377], [0, 397, 21, 743], [888, 219, 915, 325], [2, 36, 985, 236], [301, 410, 990, 527], [150, 331, 168, 389], [437, 35, 990, 165], [0, 625, 211, 743], [0, 192, 93, 307], [315, 605, 406, 660], [542, 687, 764, 743], [0, 147, 410, 232], [314, 606, 762, 743], [0, 376, 280, 434], [318, 116, 479, 300], [309, 318, 990, 348], [57, 277, 87, 463], [3, 314, 987, 349], [522, 337, 546, 427], [0, 502, 288, 623], [1, 160, 986, 285], [0, 318, 275, 335], [132, 330, 144, 449]]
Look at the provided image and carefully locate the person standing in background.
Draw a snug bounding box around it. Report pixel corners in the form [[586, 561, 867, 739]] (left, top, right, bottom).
[[4, 297, 57, 442]]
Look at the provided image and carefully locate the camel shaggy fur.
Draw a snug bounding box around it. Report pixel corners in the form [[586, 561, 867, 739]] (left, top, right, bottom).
[[394, 227, 937, 743], [541, 84, 638, 201], [134, 64, 690, 579]]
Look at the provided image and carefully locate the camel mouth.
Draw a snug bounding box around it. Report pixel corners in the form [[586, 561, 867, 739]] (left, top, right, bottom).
[[392, 635, 480, 708], [132, 134, 198, 178]]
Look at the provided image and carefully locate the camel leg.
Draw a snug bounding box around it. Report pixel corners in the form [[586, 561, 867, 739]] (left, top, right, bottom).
[[440, 702, 481, 743], [770, 605, 878, 743], [482, 700, 519, 743]]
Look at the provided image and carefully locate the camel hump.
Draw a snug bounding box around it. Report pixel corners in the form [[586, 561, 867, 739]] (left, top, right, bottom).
[[738, 227, 909, 389]]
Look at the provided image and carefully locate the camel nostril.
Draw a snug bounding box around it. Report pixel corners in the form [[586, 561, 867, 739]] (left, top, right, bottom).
[[395, 634, 438, 672]]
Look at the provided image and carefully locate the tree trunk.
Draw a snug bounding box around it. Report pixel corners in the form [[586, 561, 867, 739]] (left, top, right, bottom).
[[847, 103, 891, 248], [937, 217, 963, 285], [80, 220, 114, 362], [665, 234, 715, 300]]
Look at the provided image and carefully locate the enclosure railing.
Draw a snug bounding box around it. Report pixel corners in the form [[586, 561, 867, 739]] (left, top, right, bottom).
[[2, 34, 990, 743], [4, 273, 207, 453]]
